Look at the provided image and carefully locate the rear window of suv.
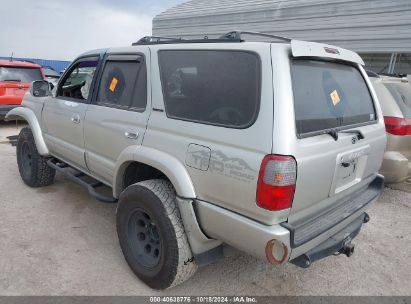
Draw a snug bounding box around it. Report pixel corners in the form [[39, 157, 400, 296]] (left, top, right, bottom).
[[0, 67, 43, 82], [383, 83, 411, 118], [158, 50, 261, 128], [291, 60, 376, 135]]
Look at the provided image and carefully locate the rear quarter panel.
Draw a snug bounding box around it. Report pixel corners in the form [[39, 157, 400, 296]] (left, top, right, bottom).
[[144, 43, 283, 224]]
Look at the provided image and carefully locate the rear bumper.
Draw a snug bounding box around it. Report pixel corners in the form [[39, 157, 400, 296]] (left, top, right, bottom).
[[195, 175, 384, 264], [380, 151, 411, 183], [282, 175, 383, 250], [290, 213, 366, 268], [0, 104, 19, 119]]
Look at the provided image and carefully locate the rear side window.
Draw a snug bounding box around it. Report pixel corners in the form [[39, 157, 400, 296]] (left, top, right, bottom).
[[384, 83, 411, 118], [0, 67, 43, 82], [158, 50, 260, 128], [291, 60, 376, 135], [96, 57, 147, 111]]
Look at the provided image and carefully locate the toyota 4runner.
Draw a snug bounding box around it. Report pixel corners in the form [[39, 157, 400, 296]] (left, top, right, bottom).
[[6, 32, 386, 289]]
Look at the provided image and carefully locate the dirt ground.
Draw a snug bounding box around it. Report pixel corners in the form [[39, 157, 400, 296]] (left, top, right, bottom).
[[0, 121, 410, 296]]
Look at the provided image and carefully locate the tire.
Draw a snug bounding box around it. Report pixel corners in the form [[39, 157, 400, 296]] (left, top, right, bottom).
[[116, 179, 197, 289], [16, 127, 55, 187]]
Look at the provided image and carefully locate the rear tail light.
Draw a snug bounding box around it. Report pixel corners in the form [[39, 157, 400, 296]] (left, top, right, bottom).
[[256, 155, 297, 211], [384, 117, 411, 136]]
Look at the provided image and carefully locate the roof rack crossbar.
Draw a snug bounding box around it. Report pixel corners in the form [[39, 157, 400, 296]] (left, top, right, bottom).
[[133, 36, 184, 45], [220, 31, 291, 42]]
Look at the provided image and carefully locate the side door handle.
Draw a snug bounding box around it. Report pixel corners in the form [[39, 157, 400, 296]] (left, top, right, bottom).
[[71, 114, 81, 124], [125, 130, 139, 140]]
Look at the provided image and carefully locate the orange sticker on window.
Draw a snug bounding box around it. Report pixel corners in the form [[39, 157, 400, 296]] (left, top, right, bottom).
[[330, 89, 341, 106], [109, 77, 118, 92]]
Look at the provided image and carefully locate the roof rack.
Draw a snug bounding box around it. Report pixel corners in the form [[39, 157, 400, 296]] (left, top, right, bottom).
[[220, 31, 291, 42], [131, 31, 290, 46], [132, 36, 183, 45], [132, 35, 241, 45]]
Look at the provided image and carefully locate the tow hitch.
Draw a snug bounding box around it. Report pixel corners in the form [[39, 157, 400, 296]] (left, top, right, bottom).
[[291, 214, 367, 268], [339, 243, 355, 257]]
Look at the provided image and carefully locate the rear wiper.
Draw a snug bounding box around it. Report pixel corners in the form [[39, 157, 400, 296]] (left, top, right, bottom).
[[339, 129, 365, 140], [323, 129, 339, 141], [323, 129, 364, 141]]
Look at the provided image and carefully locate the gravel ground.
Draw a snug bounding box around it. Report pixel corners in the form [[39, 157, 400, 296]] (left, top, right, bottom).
[[0, 121, 410, 296]]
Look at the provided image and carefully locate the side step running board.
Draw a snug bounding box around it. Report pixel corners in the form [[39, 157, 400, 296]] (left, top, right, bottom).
[[47, 159, 117, 203]]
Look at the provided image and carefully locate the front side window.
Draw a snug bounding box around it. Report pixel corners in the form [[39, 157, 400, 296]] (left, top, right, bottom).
[[58, 59, 98, 100], [291, 60, 376, 135], [159, 50, 261, 128], [0, 67, 43, 82], [96, 58, 147, 111]]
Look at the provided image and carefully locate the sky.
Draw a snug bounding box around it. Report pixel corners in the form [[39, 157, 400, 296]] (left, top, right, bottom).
[[0, 0, 184, 61]]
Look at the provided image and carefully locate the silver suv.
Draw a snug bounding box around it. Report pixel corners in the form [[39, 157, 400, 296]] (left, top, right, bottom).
[[6, 32, 386, 289]]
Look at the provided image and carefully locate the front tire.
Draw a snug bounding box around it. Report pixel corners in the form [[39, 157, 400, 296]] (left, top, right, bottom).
[[116, 179, 197, 289], [16, 127, 55, 187]]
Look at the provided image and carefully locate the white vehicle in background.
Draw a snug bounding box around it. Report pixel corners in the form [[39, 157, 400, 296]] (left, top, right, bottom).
[[42, 66, 60, 87], [369, 73, 411, 183]]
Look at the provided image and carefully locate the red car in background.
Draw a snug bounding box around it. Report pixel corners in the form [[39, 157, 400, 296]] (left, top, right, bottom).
[[0, 60, 45, 119]]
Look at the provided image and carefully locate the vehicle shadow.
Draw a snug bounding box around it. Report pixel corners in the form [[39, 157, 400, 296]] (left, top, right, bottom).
[[0, 120, 27, 145]]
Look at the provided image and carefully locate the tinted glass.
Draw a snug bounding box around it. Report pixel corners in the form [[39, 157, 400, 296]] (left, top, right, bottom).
[[58, 60, 98, 100], [0, 67, 43, 82], [291, 60, 376, 135], [384, 83, 411, 118], [130, 63, 147, 110], [97, 60, 146, 110], [159, 50, 260, 128]]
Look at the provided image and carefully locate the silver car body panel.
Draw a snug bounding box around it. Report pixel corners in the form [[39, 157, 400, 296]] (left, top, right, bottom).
[[194, 199, 291, 261], [42, 98, 89, 171], [112, 145, 197, 198], [5, 93, 49, 156]]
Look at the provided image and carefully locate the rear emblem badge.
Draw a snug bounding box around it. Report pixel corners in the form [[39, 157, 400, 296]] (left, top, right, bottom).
[[351, 137, 357, 144]]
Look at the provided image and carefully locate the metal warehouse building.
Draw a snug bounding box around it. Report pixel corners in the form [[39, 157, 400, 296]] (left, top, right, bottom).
[[153, 0, 411, 74]]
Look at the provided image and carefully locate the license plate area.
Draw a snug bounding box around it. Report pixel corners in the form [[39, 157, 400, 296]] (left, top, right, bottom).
[[330, 145, 371, 195]]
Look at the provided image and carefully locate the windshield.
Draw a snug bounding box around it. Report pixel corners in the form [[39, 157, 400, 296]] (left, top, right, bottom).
[[0, 66, 43, 82], [291, 60, 376, 135], [384, 82, 411, 118]]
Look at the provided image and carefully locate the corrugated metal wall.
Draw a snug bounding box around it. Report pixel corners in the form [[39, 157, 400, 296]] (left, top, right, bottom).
[[153, 0, 411, 53], [0, 57, 71, 74], [153, 0, 411, 73], [362, 53, 411, 75]]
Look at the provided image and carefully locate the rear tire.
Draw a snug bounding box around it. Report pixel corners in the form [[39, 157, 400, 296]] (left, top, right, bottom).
[[16, 127, 55, 187], [116, 179, 197, 289]]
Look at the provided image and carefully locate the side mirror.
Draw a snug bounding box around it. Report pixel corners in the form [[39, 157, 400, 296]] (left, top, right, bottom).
[[31, 80, 51, 97]]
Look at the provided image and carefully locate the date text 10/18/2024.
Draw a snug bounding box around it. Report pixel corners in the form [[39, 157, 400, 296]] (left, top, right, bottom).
[[149, 296, 258, 303]]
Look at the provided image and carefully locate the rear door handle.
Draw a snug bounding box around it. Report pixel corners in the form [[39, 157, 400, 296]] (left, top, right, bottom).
[[125, 130, 139, 139], [71, 114, 80, 124]]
